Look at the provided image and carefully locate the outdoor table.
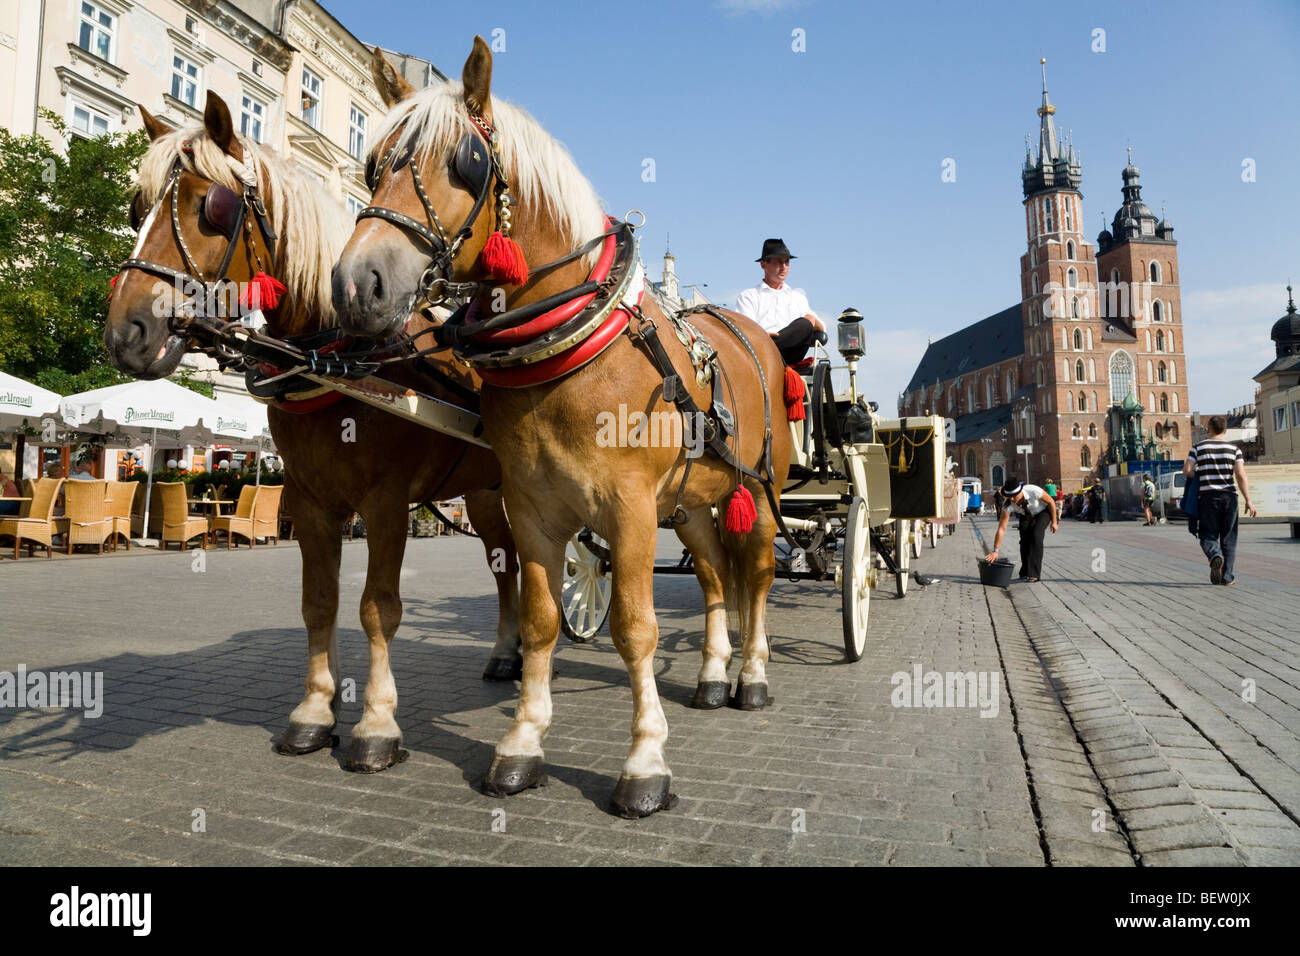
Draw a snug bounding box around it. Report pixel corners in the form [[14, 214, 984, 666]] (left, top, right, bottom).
[[188, 499, 237, 514]]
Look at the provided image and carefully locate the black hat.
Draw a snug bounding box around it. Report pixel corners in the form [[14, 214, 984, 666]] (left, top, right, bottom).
[[757, 238, 796, 262], [998, 478, 1024, 498]]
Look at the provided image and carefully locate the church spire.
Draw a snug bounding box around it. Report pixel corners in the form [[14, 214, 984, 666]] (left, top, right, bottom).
[[1038, 58, 1059, 162], [1022, 57, 1082, 198]]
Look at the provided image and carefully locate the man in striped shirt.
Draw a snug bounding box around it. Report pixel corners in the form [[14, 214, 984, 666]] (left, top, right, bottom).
[[1183, 415, 1258, 585]]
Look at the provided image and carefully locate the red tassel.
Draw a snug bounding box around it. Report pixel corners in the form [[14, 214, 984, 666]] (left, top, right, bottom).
[[784, 365, 806, 422], [724, 484, 757, 535], [108, 274, 119, 300], [480, 231, 529, 286], [239, 272, 287, 311]]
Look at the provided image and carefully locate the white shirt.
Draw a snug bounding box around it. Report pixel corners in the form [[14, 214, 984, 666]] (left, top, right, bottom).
[[734, 281, 817, 335], [1010, 484, 1049, 517]]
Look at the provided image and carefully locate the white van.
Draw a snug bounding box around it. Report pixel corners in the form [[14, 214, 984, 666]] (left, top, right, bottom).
[[1155, 471, 1187, 515]]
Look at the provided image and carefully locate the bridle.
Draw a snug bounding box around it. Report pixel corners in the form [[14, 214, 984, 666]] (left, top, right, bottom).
[[354, 111, 503, 307], [119, 154, 280, 335]]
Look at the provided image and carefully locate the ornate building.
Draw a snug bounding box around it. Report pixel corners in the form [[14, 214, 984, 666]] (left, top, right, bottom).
[[901, 62, 1192, 493], [1254, 287, 1300, 463]]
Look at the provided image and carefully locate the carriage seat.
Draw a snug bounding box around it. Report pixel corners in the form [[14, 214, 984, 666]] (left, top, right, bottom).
[[788, 359, 817, 470]]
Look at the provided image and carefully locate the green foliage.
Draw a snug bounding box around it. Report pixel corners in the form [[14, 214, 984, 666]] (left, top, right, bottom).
[[173, 365, 215, 399], [0, 109, 147, 384]]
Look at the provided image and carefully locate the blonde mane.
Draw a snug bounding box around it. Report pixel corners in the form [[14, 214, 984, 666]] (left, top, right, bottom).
[[369, 81, 608, 265], [135, 127, 351, 325]]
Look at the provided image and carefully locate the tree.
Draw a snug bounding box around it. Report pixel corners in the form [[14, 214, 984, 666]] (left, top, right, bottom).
[[0, 109, 147, 393]]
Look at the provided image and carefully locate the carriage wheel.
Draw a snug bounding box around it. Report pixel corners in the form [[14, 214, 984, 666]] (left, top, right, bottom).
[[909, 519, 922, 559], [841, 497, 871, 662], [895, 517, 910, 598], [559, 530, 612, 643], [928, 521, 938, 549]]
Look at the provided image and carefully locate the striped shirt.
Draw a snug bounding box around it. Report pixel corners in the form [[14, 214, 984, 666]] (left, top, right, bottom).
[[1188, 439, 1242, 493]]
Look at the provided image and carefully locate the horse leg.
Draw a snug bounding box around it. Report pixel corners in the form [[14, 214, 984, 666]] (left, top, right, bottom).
[[605, 498, 675, 817], [728, 483, 778, 711], [674, 507, 732, 709], [274, 503, 342, 755], [344, 501, 409, 772], [465, 488, 522, 682], [483, 496, 567, 796]]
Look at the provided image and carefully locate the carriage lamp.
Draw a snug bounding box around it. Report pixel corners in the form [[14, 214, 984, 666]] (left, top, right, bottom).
[[837, 308, 865, 361]]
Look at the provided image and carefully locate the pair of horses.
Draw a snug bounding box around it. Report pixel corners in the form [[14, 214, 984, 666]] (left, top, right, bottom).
[[106, 37, 790, 817]]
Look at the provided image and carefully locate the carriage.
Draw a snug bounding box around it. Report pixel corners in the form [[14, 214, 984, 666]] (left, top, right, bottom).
[[556, 311, 948, 663]]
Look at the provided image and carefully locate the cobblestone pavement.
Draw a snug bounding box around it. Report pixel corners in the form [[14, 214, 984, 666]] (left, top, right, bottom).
[[973, 515, 1300, 866], [1, 517, 1295, 866]]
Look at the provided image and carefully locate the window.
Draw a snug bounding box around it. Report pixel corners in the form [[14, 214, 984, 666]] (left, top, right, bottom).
[[1291, 402, 1300, 429], [1072, 423, 1081, 438], [69, 101, 110, 138], [1029, 246, 1036, 267], [240, 93, 266, 143], [1092, 390, 1098, 412], [1067, 240, 1075, 260], [967, 385, 975, 411], [252, 59, 263, 77], [345, 195, 365, 218], [1031, 274, 1039, 296], [301, 66, 323, 129], [78, 1, 115, 62], [1006, 371, 1015, 399], [1063, 359, 1070, 382], [1073, 329, 1083, 351], [1172, 393, 1179, 413], [1067, 267, 1078, 289], [348, 105, 367, 161], [1155, 330, 1164, 351], [1150, 261, 1161, 283], [1089, 423, 1097, 438], [1160, 393, 1169, 413], [1153, 300, 1163, 322], [1081, 446, 1091, 468], [1076, 359, 1085, 382], [1158, 361, 1167, 383], [986, 377, 995, 408], [1065, 203, 1074, 232], [1044, 197, 1054, 232], [1071, 296, 1080, 318], [1035, 364, 1043, 388], [1111, 268, 1120, 285], [1078, 392, 1087, 412], [965, 449, 976, 476], [172, 54, 202, 108]]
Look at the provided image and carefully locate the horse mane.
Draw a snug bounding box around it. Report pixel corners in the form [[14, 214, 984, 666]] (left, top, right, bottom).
[[369, 81, 608, 268], [135, 126, 351, 327]]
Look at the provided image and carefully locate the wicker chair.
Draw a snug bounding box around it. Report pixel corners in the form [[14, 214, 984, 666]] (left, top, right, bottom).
[[251, 485, 283, 544], [158, 481, 208, 551], [58, 480, 110, 554], [105, 481, 139, 551], [0, 477, 64, 558], [210, 485, 257, 549]]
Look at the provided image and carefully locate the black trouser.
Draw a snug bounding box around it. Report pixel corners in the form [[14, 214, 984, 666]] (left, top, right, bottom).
[[1019, 509, 1050, 579], [772, 317, 824, 365], [1197, 490, 1239, 583]]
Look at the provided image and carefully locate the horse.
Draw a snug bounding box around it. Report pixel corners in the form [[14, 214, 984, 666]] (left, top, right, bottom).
[[103, 90, 522, 773], [333, 40, 792, 816]]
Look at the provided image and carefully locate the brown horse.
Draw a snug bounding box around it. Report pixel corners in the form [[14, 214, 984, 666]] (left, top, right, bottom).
[[334, 40, 791, 815], [104, 91, 521, 773]]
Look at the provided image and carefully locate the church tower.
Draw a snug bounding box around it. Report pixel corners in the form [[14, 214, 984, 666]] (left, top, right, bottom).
[[1018, 60, 1103, 492]]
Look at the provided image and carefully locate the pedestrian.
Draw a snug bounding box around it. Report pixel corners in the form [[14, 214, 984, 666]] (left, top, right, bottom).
[[985, 477, 1059, 582], [1044, 477, 1057, 500], [734, 239, 827, 365], [0, 470, 19, 517], [1089, 483, 1106, 523], [1141, 473, 1157, 526], [1184, 415, 1257, 585]]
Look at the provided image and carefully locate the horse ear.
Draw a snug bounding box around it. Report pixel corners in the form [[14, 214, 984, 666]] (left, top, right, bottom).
[[370, 48, 415, 108], [203, 90, 244, 163], [138, 105, 173, 141], [462, 35, 493, 120]]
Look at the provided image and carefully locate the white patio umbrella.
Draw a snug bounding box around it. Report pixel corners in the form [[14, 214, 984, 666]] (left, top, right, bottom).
[[204, 395, 277, 483], [60, 379, 220, 537], [0, 370, 62, 433]]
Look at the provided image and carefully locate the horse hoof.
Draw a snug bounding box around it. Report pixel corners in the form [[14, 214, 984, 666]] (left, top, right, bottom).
[[483, 755, 546, 796], [344, 736, 408, 773], [611, 775, 677, 818], [729, 681, 769, 711], [691, 681, 731, 710], [273, 723, 337, 756], [481, 656, 523, 682]]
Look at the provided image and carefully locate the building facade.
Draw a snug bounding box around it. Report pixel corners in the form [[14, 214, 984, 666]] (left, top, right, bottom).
[[901, 63, 1191, 493], [1254, 287, 1300, 463]]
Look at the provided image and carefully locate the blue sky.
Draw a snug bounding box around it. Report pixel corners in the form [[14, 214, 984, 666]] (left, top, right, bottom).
[[330, 0, 1300, 414]]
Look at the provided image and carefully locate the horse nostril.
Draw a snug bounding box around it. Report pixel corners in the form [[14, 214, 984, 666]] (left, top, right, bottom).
[[127, 316, 149, 349], [370, 269, 384, 303]]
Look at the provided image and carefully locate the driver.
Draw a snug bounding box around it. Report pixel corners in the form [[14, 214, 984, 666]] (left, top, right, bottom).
[[735, 239, 826, 365]]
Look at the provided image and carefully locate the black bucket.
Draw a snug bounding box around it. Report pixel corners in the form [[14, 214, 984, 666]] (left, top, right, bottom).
[[978, 557, 1015, 588]]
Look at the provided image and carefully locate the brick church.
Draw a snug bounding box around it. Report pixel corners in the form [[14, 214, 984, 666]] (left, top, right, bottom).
[[901, 62, 1192, 494]]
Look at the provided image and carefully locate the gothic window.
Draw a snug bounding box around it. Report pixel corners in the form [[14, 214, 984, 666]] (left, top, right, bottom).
[[1109, 351, 1133, 404], [1147, 360, 1154, 382], [1044, 197, 1054, 232], [1006, 371, 1015, 398], [1155, 330, 1164, 351], [1030, 246, 1037, 267], [1089, 359, 1096, 381], [1150, 261, 1161, 283], [1111, 268, 1120, 285], [1067, 268, 1078, 289], [1031, 274, 1040, 296], [1065, 204, 1074, 232], [1081, 446, 1091, 468], [986, 377, 995, 408], [1071, 297, 1080, 318], [1072, 423, 1080, 438], [1035, 364, 1043, 388], [1063, 359, 1070, 382], [1067, 240, 1075, 260], [1078, 391, 1087, 412], [1172, 393, 1179, 413], [1046, 392, 1053, 412], [1158, 361, 1167, 383], [1153, 300, 1163, 322], [1170, 361, 1176, 384], [1086, 328, 1093, 349], [1073, 329, 1083, 350], [1148, 391, 1155, 412], [1076, 359, 1085, 381], [1089, 423, 1098, 438], [1159, 393, 1169, 412], [965, 449, 977, 476], [1092, 391, 1098, 412]]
